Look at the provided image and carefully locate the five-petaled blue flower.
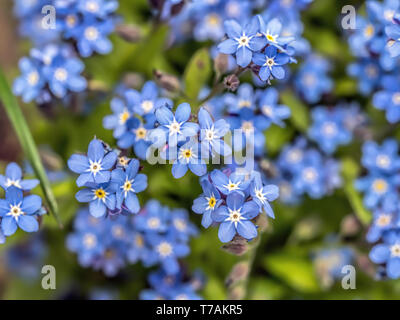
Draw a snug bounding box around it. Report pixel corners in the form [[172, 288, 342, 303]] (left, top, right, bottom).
[[75, 182, 117, 218], [154, 103, 199, 147], [218, 17, 266, 67], [198, 107, 231, 157], [0, 187, 41, 236], [192, 178, 223, 228], [212, 192, 259, 243], [253, 46, 290, 81], [68, 139, 118, 187], [111, 159, 147, 214], [210, 169, 250, 196], [0, 162, 39, 191], [250, 171, 279, 219]]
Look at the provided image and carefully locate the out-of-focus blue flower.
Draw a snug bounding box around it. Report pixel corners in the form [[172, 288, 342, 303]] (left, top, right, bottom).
[[294, 54, 332, 103], [147, 233, 190, 275], [224, 83, 256, 113], [212, 192, 259, 242], [68, 139, 118, 187], [0, 187, 41, 236], [250, 171, 279, 218], [42, 55, 87, 98], [313, 247, 354, 286], [361, 139, 400, 174], [218, 17, 266, 68], [77, 0, 119, 18], [257, 87, 291, 127], [192, 178, 223, 228], [140, 267, 203, 300], [198, 107, 231, 157], [70, 17, 114, 57], [227, 108, 269, 155], [355, 173, 399, 209], [0, 162, 39, 191], [308, 106, 352, 155], [373, 75, 400, 123], [12, 57, 45, 103], [292, 149, 328, 199], [367, 207, 400, 243], [111, 159, 147, 214], [347, 58, 382, 95], [370, 230, 400, 279]]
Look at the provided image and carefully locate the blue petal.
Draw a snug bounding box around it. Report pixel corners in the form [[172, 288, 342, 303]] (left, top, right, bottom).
[[198, 107, 213, 129], [227, 192, 244, 210], [88, 139, 105, 162], [387, 258, 400, 279], [218, 39, 237, 54], [5, 163, 22, 180], [155, 106, 174, 125], [76, 172, 92, 187], [6, 187, 23, 205], [2, 217, 17, 236], [75, 189, 94, 203], [126, 192, 140, 213], [369, 244, 390, 263], [236, 46, 252, 68], [89, 200, 107, 218], [94, 170, 111, 184], [237, 220, 257, 240], [101, 151, 118, 170], [175, 103, 191, 123], [68, 154, 89, 173], [132, 174, 147, 192], [20, 179, 39, 191], [21, 195, 42, 214], [218, 222, 236, 243], [224, 20, 241, 39], [18, 215, 39, 232], [172, 163, 188, 179], [188, 163, 207, 177]]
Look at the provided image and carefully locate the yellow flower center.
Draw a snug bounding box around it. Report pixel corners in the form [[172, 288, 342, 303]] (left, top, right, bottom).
[[136, 127, 147, 140], [94, 188, 106, 199], [85, 27, 99, 41], [119, 110, 130, 124], [372, 179, 388, 194], [157, 241, 173, 257]]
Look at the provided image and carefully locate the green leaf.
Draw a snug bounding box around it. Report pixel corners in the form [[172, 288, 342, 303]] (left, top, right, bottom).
[[263, 253, 320, 293], [265, 125, 294, 156], [0, 67, 62, 227], [280, 90, 310, 132], [184, 48, 212, 104], [341, 157, 372, 225]]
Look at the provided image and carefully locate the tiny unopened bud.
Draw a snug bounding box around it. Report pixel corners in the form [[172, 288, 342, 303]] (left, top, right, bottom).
[[340, 214, 361, 237], [224, 74, 240, 92], [122, 73, 144, 89], [153, 69, 181, 92], [228, 286, 245, 300], [148, 0, 165, 10], [222, 235, 248, 256], [214, 53, 229, 75], [115, 24, 142, 43], [225, 262, 249, 288], [171, 1, 185, 16]]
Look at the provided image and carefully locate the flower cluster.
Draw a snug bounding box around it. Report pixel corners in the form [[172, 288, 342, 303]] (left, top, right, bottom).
[[218, 15, 294, 82], [68, 138, 147, 217], [345, 0, 400, 123], [356, 139, 400, 279], [0, 163, 44, 241], [12, 0, 119, 103], [67, 200, 197, 276], [275, 138, 342, 203], [140, 268, 204, 300], [192, 169, 278, 243]]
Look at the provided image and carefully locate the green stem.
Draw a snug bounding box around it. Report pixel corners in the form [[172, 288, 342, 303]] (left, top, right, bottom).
[[0, 67, 62, 228]]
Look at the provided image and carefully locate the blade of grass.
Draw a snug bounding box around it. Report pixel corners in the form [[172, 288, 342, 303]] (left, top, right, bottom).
[[0, 67, 62, 228]]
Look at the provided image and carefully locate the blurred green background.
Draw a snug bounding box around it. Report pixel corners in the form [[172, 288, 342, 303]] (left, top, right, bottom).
[[0, 0, 400, 299]]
